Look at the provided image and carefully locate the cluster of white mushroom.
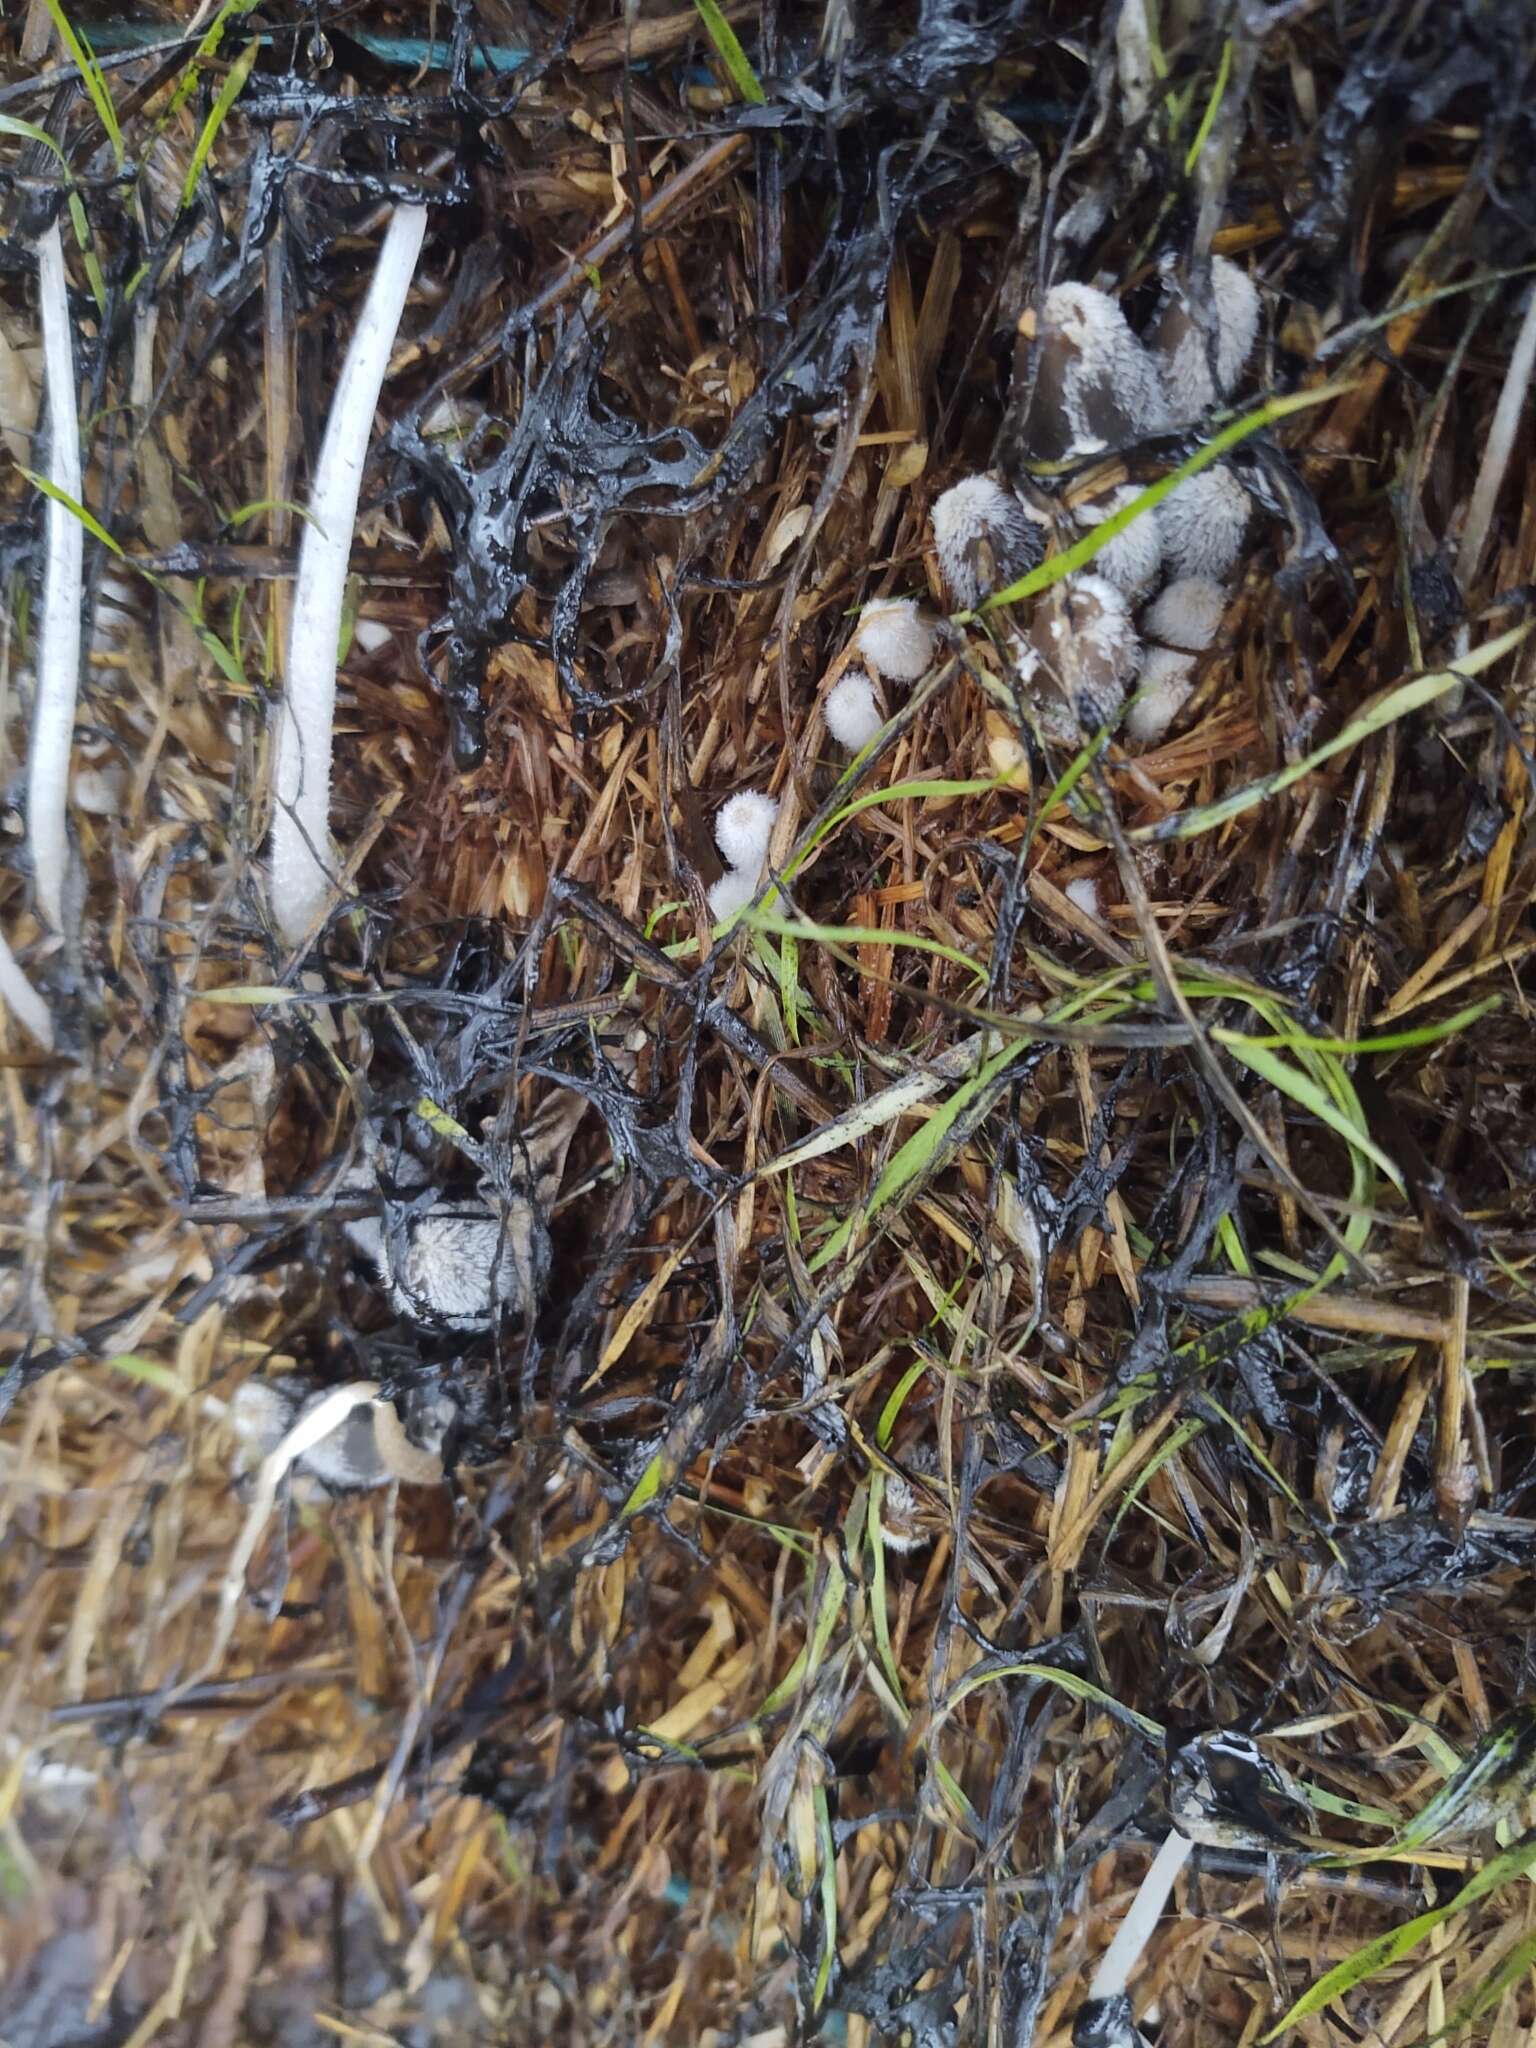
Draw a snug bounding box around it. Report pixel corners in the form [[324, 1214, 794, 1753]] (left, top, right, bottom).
[[929, 255, 1260, 746], [823, 596, 939, 754], [707, 788, 781, 921]]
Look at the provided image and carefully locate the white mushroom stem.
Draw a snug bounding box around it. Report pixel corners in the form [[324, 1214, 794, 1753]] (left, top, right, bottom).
[[0, 925, 52, 1048], [27, 220, 82, 934], [1088, 1828, 1194, 2000], [269, 203, 428, 947]]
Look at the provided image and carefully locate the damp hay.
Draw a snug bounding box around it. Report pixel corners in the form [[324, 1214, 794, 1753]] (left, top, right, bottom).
[[4, 4, 1536, 2045]]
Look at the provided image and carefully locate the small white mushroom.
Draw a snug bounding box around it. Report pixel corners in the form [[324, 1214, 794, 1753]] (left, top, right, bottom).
[[1016, 283, 1167, 462], [1124, 646, 1197, 743], [1018, 572, 1140, 742], [227, 1377, 443, 1490], [269, 203, 428, 948], [27, 220, 83, 938], [824, 667, 883, 751], [713, 790, 780, 873], [1143, 575, 1226, 652], [1159, 465, 1250, 580], [877, 1470, 930, 1555], [1076, 484, 1162, 598], [707, 866, 763, 921], [855, 597, 936, 681], [1151, 255, 1261, 423], [931, 475, 1044, 607], [1064, 875, 1101, 919]]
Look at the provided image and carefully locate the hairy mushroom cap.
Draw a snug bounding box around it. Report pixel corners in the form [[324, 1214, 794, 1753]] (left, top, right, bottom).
[[855, 597, 936, 682], [713, 790, 780, 873], [1144, 575, 1227, 651], [1124, 646, 1197, 743], [1160, 465, 1250, 580], [1019, 572, 1140, 741], [824, 667, 884, 751], [1076, 483, 1163, 598], [931, 475, 1044, 607], [1016, 282, 1168, 463], [707, 865, 763, 922], [1151, 254, 1261, 423]]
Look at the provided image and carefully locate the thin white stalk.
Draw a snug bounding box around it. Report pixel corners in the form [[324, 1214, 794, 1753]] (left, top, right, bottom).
[[269, 203, 428, 947], [27, 220, 82, 933], [1088, 1828, 1194, 2000], [1456, 284, 1536, 595], [0, 923, 52, 1048]]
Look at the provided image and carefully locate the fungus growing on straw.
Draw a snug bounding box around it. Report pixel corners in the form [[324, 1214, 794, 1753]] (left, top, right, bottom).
[[709, 789, 780, 923], [1151, 254, 1260, 423], [854, 597, 936, 681], [1017, 572, 1139, 742], [931, 475, 1044, 607], [1016, 282, 1167, 462], [1126, 576, 1227, 744], [269, 204, 429, 948], [1076, 483, 1162, 598], [1159, 463, 1250, 581], [228, 1377, 444, 1490], [27, 220, 82, 937], [824, 667, 883, 752]]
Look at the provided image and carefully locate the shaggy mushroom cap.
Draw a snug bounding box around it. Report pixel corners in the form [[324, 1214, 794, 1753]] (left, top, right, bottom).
[[1124, 646, 1197, 743], [707, 865, 764, 921], [931, 475, 1044, 607], [824, 667, 883, 751], [1160, 465, 1250, 580], [1016, 282, 1168, 463], [713, 790, 780, 872], [1076, 483, 1163, 599], [1151, 254, 1261, 422], [1144, 575, 1227, 652], [855, 597, 936, 682], [1018, 572, 1140, 741]]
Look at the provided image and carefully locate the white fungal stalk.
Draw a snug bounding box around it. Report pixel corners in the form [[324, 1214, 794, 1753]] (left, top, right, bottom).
[[269, 203, 428, 947], [855, 597, 935, 682], [1088, 1827, 1194, 2001], [824, 667, 883, 751], [0, 925, 53, 1048], [27, 220, 82, 935]]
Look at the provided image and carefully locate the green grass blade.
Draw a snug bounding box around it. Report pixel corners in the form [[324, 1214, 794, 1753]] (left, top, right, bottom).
[[1261, 1829, 1536, 2038], [1215, 1032, 1405, 1190], [692, 0, 766, 103], [1185, 36, 1232, 173], [43, 0, 124, 167], [20, 472, 122, 556], [178, 34, 259, 210], [1134, 620, 1532, 843]]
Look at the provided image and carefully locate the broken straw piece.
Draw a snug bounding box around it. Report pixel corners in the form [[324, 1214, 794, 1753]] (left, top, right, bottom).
[[825, 668, 883, 751], [269, 204, 429, 948], [855, 598, 936, 682], [931, 475, 1044, 607], [27, 220, 82, 936], [0, 926, 53, 1048]]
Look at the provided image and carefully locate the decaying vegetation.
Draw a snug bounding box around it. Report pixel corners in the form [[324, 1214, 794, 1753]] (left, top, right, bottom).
[[3, 3, 1536, 2043]]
